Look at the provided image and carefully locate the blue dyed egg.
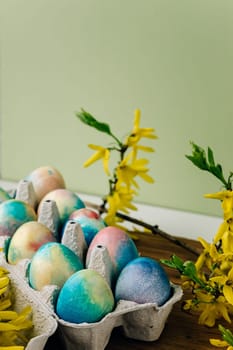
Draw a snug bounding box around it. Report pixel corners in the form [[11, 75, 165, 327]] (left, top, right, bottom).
[[37, 189, 85, 229], [56, 269, 114, 323], [86, 226, 139, 283], [64, 208, 106, 246], [115, 257, 171, 306], [28, 242, 83, 290], [0, 199, 37, 237]]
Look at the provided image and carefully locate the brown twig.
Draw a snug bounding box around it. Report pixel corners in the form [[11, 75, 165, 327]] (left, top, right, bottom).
[[84, 201, 200, 257]]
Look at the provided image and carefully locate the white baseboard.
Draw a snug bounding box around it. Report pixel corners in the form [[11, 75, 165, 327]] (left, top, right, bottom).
[[0, 179, 222, 242]]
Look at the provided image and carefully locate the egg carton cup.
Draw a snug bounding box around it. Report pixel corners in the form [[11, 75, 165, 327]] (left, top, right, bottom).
[[2, 248, 182, 350], [54, 284, 182, 350], [2, 179, 183, 350], [0, 253, 58, 350]]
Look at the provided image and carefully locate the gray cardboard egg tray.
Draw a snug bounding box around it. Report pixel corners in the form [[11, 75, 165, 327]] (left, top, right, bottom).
[[0, 179, 183, 350]]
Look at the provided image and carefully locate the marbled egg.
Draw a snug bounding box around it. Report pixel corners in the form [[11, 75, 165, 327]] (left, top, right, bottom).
[[56, 269, 114, 323], [28, 242, 83, 290], [115, 257, 172, 306], [7, 221, 56, 264], [25, 165, 66, 203], [86, 226, 139, 283], [63, 208, 106, 245], [37, 189, 85, 231], [0, 199, 37, 237]]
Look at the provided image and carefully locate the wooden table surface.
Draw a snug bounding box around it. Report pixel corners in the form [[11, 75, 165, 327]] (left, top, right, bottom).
[[45, 231, 222, 350]]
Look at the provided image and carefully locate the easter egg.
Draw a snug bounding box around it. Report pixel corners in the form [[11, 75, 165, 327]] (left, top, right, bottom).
[[37, 189, 85, 230], [28, 242, 83, 290], [115, 257, 172, 306], [0, 188, 12, 204], [7, 221, 56, 264], [25, 165, 66, 203], [56, 269, 114, 323], [86, 226, 139, 282], [63, 208, 106, 245], [0, 199, 37, 237]]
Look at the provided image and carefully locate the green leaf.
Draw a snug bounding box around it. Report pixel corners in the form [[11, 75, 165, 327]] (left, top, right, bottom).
[[161, 255, 185, 272], [183, 261, 197, 277], [186, 141, 231, 190], [185, 142, 209, 171], [160, 258, 177, 269], [219, 325, 233, 346], [185, 155, 207, 170], [76, 109, 112, 136], [207, 147, 215, 167]]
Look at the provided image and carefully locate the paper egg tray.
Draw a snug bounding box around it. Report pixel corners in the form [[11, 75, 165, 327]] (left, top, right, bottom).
[[0, 252, 58, 350], [1, 180, 183, 350]]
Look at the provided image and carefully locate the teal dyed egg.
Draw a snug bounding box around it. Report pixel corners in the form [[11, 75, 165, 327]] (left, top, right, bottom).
[[64, 208, 106, 246], [115, 257, 172, 306], [25, 165, 66, 203], [28, 242, 83, 290], [37, 189, 85, 230], [7, 221, 56, 264], [0, 199, 37, 237], [86, 226, 139, 283], [56, 269, 114, 323]]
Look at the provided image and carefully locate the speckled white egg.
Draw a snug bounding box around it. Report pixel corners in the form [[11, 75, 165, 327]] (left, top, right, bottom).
[[115, 257, 172, 306]]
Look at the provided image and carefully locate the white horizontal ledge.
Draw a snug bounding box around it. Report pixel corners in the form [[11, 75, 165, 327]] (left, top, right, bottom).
[[0, 179, 221, 242]]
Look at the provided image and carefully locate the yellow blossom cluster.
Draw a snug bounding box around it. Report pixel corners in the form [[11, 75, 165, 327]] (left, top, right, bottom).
[[77, 109, 157, 226], [181, 190, 233, 328]]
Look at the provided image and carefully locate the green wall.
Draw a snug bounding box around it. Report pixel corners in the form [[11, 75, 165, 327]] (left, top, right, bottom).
[[1, 0, 233, 217]]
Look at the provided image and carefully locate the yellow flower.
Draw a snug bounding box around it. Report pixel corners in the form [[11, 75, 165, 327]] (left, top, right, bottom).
[[125, 109, 157, 147], [205, 190, 233, 221], [116, 152, 154, 189], [211, 267, 233, 306], [210, 338, 233, 349], [84, 144, 110, 175], [210, 325, 233, 349], [131, 144, 155, 161], [221, 230, 233, 254], [104, 184, 138, 226], [195, 237, 219, 273], [214, 221, 229, 244], [197, 295, 232, 326]]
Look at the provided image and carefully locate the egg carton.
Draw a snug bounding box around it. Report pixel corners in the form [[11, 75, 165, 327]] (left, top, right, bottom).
[[0, 253, 58, 350], [1, 179, 183, 350]]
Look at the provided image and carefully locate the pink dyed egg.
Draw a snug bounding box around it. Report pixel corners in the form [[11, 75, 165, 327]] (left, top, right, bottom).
[[64, 208, 106, 245], [7, 221, 56, 264], [86, 226, 139, 283], [25, 165, 66, 203], [70, 208, 100, 220]]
